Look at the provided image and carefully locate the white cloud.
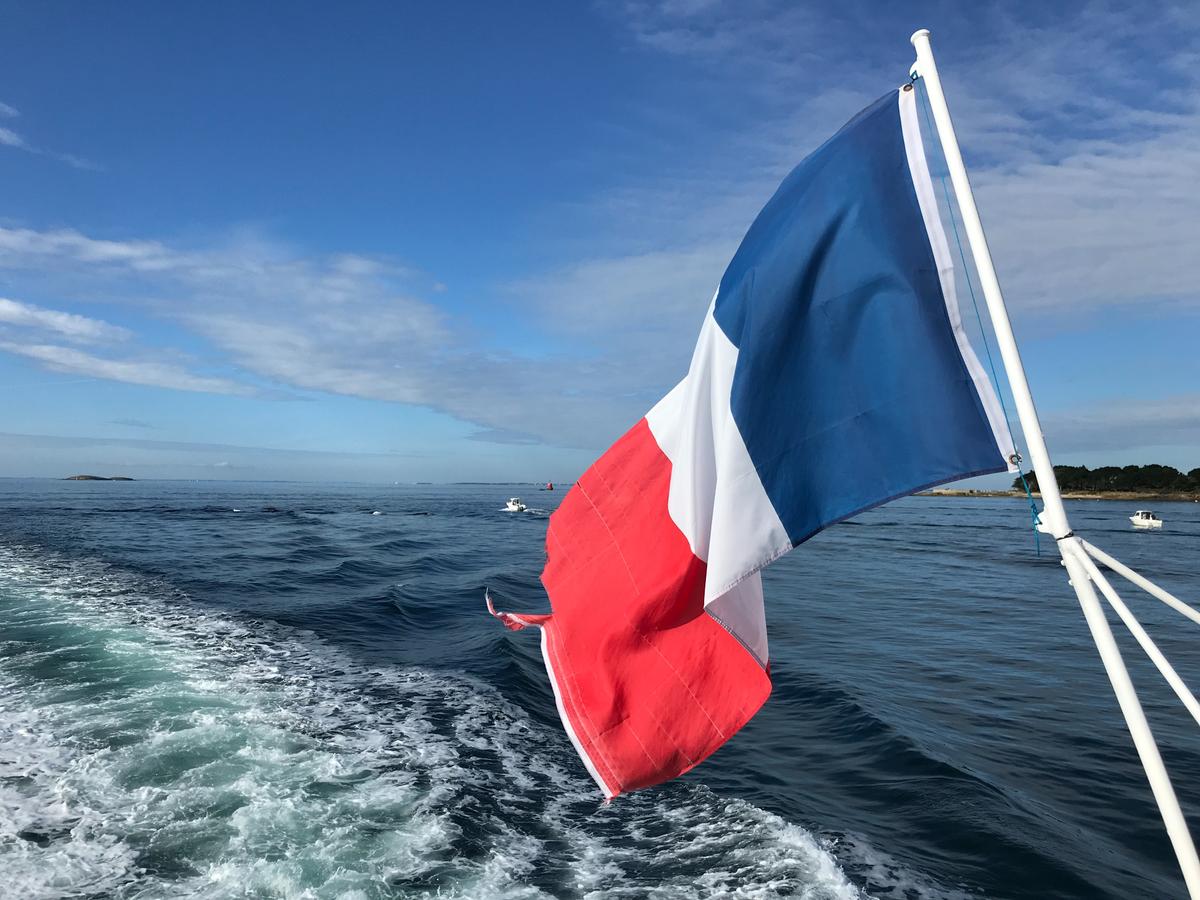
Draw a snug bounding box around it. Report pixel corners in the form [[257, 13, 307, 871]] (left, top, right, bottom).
[[0, 295, 242, 397], [0, 103, 98, 170], [615, 0, 834, 94], [0, 341, 250, 396], [0, 227, 174, 268], [514, 241, 730, 342], [0, 126, 29, 149], [971, 133, 1200, 312], [0, 297, 131, 343], [1045, 394, 1200, 454], [0, 226, 654, 447]]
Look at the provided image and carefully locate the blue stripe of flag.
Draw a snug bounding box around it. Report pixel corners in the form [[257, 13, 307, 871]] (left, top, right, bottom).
[[712, 89, 1006, 546]]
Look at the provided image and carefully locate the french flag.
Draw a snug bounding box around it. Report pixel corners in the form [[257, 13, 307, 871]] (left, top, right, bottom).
[[490, 86, 1016, 798]]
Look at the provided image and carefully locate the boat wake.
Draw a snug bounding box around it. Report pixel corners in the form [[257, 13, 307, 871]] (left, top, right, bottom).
[[0, 543, 864, 899]]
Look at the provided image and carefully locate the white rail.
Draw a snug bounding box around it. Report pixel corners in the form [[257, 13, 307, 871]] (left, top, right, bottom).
[[910, 29, 1200, 898], [1082, 538, 1200, 626], [1074, 546, 1200, 728]]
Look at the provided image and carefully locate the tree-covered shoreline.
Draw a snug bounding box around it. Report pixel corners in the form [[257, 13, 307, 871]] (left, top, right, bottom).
[[1015, 464, 1200, 494]]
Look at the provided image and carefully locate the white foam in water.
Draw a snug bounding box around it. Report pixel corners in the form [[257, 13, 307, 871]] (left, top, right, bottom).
[[0, 542, 866, 899], [833, 834, 981, 900]]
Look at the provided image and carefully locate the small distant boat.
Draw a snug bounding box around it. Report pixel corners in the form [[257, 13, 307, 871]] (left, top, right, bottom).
[[1130, 510, 1163, 529], [505, 498, 527, 512], [544, 482, 554, 491]]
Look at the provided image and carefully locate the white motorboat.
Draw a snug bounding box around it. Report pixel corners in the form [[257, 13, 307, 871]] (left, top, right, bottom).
[[504, 498, 527, 513], [1130, 510, 1163, 529]]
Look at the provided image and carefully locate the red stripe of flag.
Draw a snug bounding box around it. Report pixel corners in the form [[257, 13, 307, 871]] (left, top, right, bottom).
[[492, 418, 771, 796]]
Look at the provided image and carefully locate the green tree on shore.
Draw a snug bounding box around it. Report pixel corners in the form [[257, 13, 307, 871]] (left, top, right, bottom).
[[1015, 464, 1200, 493]]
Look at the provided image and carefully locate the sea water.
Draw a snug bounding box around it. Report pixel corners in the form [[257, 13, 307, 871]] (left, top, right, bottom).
[[1, 479, 1197, 898]]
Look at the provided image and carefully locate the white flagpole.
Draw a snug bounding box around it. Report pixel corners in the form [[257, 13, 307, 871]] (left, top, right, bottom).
[[909, 28, 1200, 898]]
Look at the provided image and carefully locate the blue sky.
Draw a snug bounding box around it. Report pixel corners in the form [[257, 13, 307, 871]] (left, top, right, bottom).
[[0, 1, 1196, 483]]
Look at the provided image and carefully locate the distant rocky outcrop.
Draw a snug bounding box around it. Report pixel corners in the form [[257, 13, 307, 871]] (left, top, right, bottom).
[[64, 475, 135, 481]]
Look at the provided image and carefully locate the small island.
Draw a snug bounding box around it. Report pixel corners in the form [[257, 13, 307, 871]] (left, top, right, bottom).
[[923, 464, 1200, 502], [64, 474, 136, 481]]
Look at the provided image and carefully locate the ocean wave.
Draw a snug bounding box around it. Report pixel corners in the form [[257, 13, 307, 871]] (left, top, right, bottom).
[[0, 543, 865, 899]]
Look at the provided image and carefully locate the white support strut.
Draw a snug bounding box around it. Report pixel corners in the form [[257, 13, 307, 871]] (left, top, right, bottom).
[[909, 29, 1200, 898], [1075, 549, 1200, 729], [1082, 539, 1200, 627]]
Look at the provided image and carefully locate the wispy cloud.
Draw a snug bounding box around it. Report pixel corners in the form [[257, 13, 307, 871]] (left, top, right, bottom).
[[0, 341, 250, 396], [613, 0, 843, 98], [0, 126, 29, 149], [1045, 394, 1200, 455], [0, 296, 242, 397], [466, 427, 542, 445], [0, 226, 654, 448], [0, 99, 99, 170], [0, 228, 175, 269], [514, 241, 729, 343], [0, 297, 131, 343]]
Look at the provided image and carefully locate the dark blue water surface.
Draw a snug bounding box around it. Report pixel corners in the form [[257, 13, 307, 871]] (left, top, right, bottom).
[[1, 478, 1197, 899]]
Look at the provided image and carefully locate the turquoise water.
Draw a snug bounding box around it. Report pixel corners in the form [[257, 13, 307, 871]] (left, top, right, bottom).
[[1, 479, 1197, 898]]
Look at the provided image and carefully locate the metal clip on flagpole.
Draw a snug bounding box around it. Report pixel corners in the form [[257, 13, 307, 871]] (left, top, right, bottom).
[[910, 28, 1200, 898]]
